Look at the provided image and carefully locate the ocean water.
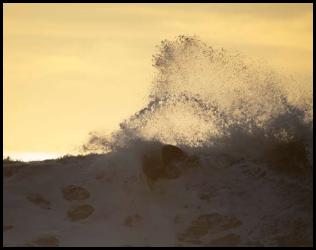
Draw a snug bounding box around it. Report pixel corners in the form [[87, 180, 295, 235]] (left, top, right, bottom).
[[84, 35, 312, 165]]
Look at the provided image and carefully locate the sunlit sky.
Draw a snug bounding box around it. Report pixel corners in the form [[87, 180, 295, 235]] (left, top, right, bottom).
[[3, 3, 313, 160]]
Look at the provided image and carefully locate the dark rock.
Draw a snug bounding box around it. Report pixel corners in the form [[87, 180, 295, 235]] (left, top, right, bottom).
[[26, 235, 59, 247], [161, 144, 187, 165], [26, 193, 51, 209], [67, 204, 94, 222], [142, 144, 194, 183], [62, 185, 90, 201]]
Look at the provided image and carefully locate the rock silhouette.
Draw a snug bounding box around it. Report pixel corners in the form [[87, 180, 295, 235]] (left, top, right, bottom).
[[62, 185, 90, 201], [26, 193, 51, 210], [67, 204, 95, 222], [142, 144, 196, 185]]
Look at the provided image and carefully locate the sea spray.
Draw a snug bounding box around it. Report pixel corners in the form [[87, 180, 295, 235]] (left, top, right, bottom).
[[83, 35, 312, 172]]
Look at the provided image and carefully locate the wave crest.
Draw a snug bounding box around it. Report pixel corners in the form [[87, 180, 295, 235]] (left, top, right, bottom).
[[83, 35, 312, 171]]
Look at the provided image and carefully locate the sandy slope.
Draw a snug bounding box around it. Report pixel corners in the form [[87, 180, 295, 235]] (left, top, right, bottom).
[[3, 150, 313, 247]]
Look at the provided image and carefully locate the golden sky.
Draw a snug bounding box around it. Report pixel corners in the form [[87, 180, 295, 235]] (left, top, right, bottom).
[[3, 3, 313, 156]]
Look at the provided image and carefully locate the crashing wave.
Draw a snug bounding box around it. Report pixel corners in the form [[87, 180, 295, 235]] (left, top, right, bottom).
[[83, 35, 312, 172]]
